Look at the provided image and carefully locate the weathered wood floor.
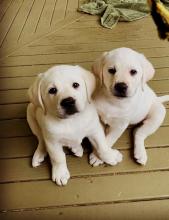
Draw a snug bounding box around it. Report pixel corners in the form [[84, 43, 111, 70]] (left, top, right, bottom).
[[0, 0, 169, 219]]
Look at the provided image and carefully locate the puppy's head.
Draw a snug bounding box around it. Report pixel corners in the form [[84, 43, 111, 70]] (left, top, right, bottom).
[[92, 47, 155, 98], [28, 65, 95, 119]]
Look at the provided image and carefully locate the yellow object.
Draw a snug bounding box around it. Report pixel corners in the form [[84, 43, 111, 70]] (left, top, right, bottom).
[[148, 0, 169, 40], [156, 1, 169, 23]]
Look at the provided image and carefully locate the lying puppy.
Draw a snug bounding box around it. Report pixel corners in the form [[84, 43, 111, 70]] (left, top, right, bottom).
[[27, 65, 122, 186], [91, 48, 169, 165]]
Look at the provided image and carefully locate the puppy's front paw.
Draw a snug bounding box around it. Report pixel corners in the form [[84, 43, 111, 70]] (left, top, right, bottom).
[[52, 165, 70, 186], [32, 147, 46, 167], [100, 149, 123, 166], [89, 152, 104, 167], [134, 147, 147, 165]]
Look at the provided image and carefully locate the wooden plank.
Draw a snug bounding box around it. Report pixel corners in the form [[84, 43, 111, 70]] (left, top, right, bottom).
[[0, 65, 52, 78], [0, 79, 169, 105], [0, 0, 13, 22], [34, 0, 56, 33], [50, 0, 68, 26], [0, 107, 169, 137], [0, 1, 82, 60], [0, 89, 27, 104], [0, 136, 37, 159], [154, 68, 169, 80], [1, 171, 169, 211], [0, 58, 169, 76], [71, 14, 156, 26], [11, 42, 169, 57], [66, 0, 79, 16], [1, 0, 35, 47], [0, 2, 166, 61], [0, 62, 168, 79], [2, 13, 168, 61], [1, 148, 169, 183], [0, 51, 102, 66], [70, 14, 154, 28], [0, 101, 168, 121], [30, 37, 168, 48], [33, 21, 162, 46], [1, 199, 169, 220], [0, 119, 32, 138], [0, 116, 129, 139], [145, 126, 169, 147], [0, 133, 129, 159], [0, 76, 34, 90], [0, 73, 169, 91], [0, 0, 23, 47], [0, 108, 169, 138], [0, 125, 168, 159], [1, 50, 169, 67], [0, 103, 27, 120], [150, 57, 169, 69], [148, 80, 169, 93], [0, 11, 82, 60], [0, 102, 168, 121], [17, 0, 47, 42]]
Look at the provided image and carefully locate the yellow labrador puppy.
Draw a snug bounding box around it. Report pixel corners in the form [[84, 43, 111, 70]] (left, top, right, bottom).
[[27, 65, 122, 186], [91, 48, 169, 165]]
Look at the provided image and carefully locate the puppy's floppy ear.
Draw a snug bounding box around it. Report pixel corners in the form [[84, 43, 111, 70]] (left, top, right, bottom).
[[139, 53, 155, 83], [77, 66, 96, 103], [28, 73, 45, 113], [92, 52, 108, 85]]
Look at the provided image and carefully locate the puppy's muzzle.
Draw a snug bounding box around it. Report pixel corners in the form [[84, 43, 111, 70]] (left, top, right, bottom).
[[114, 82, 128, 97], [60, 97, 78, 115]]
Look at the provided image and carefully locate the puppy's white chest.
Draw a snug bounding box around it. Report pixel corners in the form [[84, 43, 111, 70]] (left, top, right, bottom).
[[95, 85, 156, 126], [59, 127, 83, 146], [95, 98, 127, 125], [47, 122, 83, 146], [42, 110, 94, 147]]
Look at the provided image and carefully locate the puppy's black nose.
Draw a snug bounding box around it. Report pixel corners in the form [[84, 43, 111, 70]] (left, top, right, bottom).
[[114, 82, 128, 94], [60, 97, 75, 108]]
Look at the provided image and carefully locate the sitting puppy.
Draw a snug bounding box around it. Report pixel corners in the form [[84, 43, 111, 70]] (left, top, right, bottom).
[[91, 48, 169, 165], [27, 65, 122, 186]]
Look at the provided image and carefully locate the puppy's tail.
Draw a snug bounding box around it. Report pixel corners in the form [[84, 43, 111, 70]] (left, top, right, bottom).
[[158, 95, 169, 103]]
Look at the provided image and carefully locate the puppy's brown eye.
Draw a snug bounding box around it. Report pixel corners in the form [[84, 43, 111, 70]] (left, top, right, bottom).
[[108, 67, 116, 75], [49, 87, 57, 95], [72, 82, 79, 89], [130, 69, 137, 75]]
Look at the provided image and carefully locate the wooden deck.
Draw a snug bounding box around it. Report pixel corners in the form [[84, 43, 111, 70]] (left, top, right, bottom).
[[0, 0, 169, 219]]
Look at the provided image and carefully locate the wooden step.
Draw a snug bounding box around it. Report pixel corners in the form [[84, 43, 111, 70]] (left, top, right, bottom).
[[1, 147, 169, 183], [1, 199, 169, 220], [0, 125, 169, 159], [1, 171, 169, 211]]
